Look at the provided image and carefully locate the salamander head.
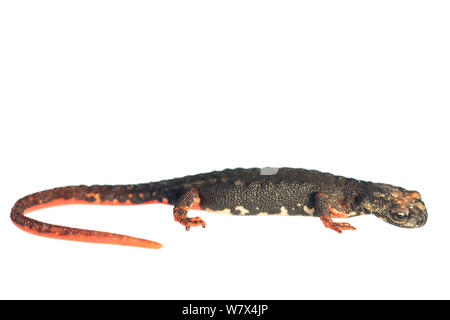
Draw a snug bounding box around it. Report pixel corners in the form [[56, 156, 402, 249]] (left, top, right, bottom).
[[361, 185, 427, 228]]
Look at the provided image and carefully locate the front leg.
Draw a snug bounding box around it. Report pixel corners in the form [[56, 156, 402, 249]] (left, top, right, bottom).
[[314, 192, 356, 233], [173, 187, 206, 231]]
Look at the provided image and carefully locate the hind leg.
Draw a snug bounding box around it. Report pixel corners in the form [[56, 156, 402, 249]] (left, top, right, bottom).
[[173, 188, 206, 231]]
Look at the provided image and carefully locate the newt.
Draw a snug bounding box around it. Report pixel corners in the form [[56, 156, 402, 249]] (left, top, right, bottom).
[[10, 167, 428, 249]]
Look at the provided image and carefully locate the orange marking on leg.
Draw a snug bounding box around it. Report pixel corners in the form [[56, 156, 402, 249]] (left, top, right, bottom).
[[191, 196, 202, 210], [328, 206, 348, 218]]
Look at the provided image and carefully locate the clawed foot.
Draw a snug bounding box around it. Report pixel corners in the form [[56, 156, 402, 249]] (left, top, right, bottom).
[[175, 215, 206, 231], [319, 215, 356, 233], [324, 221, 356, 233]]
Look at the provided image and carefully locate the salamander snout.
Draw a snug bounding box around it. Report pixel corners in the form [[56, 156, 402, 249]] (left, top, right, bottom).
[[370, 188, 428, 228], [387, 199, 427, 228]]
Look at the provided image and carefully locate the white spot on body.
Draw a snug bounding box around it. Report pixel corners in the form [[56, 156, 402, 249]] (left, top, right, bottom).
[[207, 208, 232, 215], [278, 206, 289, 216], [235, 206, 249, 215], [257, 206, 289, 216], [347, 211, 358, 217], [303, 206, 315, 216]]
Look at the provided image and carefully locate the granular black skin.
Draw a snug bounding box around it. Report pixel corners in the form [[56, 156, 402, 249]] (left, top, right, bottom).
[[10, 167, 428, 242], [171, 168, 389, 216], [189, 168, 361, 215]]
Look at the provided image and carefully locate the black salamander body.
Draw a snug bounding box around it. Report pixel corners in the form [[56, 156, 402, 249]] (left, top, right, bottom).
[[10, 167, 428, 249]]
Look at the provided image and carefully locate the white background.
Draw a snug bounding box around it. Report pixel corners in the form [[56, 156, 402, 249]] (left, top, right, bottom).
[[1, 1, 449, 299]]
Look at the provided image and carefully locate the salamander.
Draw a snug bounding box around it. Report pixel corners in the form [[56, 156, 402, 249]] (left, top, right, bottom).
[[10, 167, 428, 249]]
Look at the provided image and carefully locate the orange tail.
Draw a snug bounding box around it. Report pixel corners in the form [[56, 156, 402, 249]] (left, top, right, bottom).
[[10, 185, 165, 249]]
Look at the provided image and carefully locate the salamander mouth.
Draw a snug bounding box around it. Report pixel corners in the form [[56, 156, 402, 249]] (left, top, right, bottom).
[[412, 211, 427, 227]]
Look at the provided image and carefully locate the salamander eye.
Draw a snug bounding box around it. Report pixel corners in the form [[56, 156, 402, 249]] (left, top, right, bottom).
[[390, 211, 408, 222]]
